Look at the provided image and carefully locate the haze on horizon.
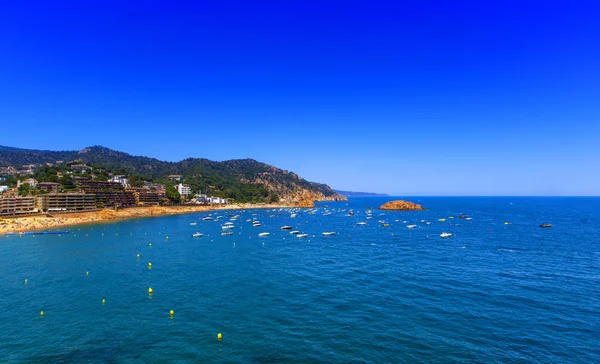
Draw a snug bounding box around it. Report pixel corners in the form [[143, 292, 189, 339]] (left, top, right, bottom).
[[1, 2, 599, 196]]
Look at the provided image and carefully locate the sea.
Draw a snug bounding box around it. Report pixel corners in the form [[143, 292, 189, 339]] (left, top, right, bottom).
[[1, 197, 599, 363]]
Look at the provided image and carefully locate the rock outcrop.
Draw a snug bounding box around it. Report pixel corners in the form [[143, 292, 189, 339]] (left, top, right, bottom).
[[380, 200, 426, 211], [294, 197, 316, 208]]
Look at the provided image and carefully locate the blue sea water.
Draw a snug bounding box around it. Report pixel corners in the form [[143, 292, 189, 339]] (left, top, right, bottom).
[[1, 197, 599, 363]]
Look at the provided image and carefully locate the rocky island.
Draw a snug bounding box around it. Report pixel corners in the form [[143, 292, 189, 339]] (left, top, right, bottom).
[[379, 200, 426, 211]]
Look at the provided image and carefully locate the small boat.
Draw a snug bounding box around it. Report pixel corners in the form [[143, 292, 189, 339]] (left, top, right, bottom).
[[440, 232, 452, 238], [258, 232, 270, 237], [221, 225, 234, 230], [407, 224, 417, 229], [448, 216, 454, 219], [224, 222, 234, 226], [281, 226, 293, 230], [382, 223, 390, 227], [356, 222, 367, 226], [296, 233, 308, 238], [540, 224, 552, 228], [459, 214, 469, 219], [192, 233, 203, 238], [290, 214, 297, 218], [438, 218, 446, 222], [322, 232, 336, 236], [220, 231, 233, 236], [189, 222, 197, 226], [290, 230, 300, 234], [504, 222, 510, 225], [202, 217, 213, 221], [252, 222, 262, 227], [465, 217, 473, 220]]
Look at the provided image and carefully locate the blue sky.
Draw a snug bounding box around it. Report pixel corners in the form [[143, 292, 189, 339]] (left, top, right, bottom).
[[1, 1, 599, 195]]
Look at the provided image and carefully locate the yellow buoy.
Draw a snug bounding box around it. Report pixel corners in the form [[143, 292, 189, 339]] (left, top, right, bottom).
[[148, 262, 152, 268], [149, 243, 152, 247], [40, 311, 44, 316], [504, 222, 510, 225], [148, 287, 153, 294], [24, 278, 28, 283], [170, 310, 174, 316], [217, 333, 222, 340], [102, 298, 106, 304], [86, 271, 89, 276], [137, 254, 140, 258]]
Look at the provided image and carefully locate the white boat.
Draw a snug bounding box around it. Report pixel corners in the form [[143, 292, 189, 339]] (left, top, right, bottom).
[[189, 222, 197, 226], [221, 225, 234, 230], [224, 222, 234, 226], [281, 226, 293, 230], [290, 230, 300, 234], [252, 223, 262, 227], [356, 222, 367, 226], [407, 225, 417, 229], [258, 232, 270, 237], [202, 217, 213, 221], [440, 232, 452, 238], [296, 234, 308, 238], [290, 214, 297, 218], [220, 231, 233, 236], [192, 232, 203, 238], [322, 232, 336, 236]]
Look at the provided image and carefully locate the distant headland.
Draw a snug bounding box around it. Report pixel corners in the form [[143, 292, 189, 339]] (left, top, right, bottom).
[[334, 190, 389, 197]]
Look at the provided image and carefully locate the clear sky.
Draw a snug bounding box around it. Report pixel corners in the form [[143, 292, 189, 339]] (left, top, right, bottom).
[[1, 1, 599, 195]]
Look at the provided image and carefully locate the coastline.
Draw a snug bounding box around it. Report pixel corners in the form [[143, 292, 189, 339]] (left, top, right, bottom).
[[0, 203, 291, 235]]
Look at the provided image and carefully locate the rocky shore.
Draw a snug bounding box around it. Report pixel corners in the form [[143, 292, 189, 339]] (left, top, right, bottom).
[[379, 200, 426, 211], [0, 203, 288, 235]]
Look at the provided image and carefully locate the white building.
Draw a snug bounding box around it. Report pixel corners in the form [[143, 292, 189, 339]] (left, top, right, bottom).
[[17, 178, 37, 188], [208, 196, 227, 204], [176, 183, 191, 197], [0, 186, 9, 194], [110, 175, 129, 187]]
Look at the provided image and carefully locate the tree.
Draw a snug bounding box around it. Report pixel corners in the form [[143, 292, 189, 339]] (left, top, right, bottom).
[[268, 192, 279, 203], [18, 183, 31, 196], [59, 176, 76, 191], [166, 185, 181, 204]]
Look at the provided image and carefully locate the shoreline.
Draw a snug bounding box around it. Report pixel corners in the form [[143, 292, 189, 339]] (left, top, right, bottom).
[[0, 203, 293, 235]]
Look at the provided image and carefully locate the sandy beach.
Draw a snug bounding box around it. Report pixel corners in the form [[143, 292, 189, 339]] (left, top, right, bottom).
[[0, 203, 288, 235]]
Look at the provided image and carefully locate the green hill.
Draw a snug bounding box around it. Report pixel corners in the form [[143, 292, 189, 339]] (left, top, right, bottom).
[[0, 145, 344, 204]]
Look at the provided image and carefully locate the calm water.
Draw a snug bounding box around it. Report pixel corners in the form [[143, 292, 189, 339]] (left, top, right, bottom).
[[1, 197, 600, 363]]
